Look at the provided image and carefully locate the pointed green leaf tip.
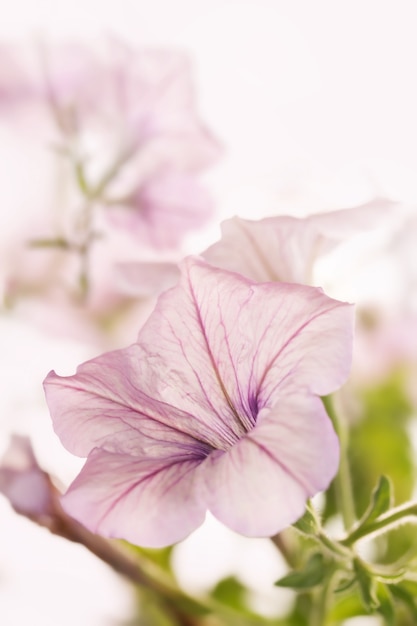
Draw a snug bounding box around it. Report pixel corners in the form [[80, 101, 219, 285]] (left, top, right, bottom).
[[360, 475, 392, 528], [275, 553, 326, 590], [342, 475, 393, 547]]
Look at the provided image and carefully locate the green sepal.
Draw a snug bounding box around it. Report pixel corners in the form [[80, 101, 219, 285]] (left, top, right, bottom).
[[275, 553, 326, 590], [293, 501, 321, 537]]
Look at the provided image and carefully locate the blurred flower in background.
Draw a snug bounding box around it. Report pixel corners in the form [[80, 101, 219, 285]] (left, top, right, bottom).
[[0, 32, 224, 626], [0, 38, 221, 348]]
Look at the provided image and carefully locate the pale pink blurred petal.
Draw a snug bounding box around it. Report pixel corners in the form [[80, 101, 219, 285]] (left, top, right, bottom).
[[108, 171, 214, 249], [353, 312, 417, 384], [0, 435, 54, 517], [0, 44, 37, 108], [203, 198, 397, 284], [115, 261, 180, 298]]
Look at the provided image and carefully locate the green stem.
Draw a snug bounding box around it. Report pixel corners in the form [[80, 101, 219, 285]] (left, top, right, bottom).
[[13, 473, 209, 626], [85, 144, 137, 201], [71, 146, 137, 300], [316, 531, 351, 560], [310, 567, 337, 626], [342, 501, 417, 546], [292, 501, 352, 561], [271, 530, 298, 568], [323, 395, 356, 531]]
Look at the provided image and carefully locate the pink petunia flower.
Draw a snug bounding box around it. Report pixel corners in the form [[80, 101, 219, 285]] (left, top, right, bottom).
[[44, 258, 354, 547]]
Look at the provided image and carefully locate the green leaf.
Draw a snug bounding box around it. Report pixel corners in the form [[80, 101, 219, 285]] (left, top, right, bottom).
[[275, 553, 326, 590], [341, 476, 394, 547], [390, 581, 417, 620], [353, 558, 380, 612], [328, 590, 368, 622], [211, 576, 249, 612], [349, 374, 414, 520], [359, 475, 393, 528], [323, 375, 414, 526]]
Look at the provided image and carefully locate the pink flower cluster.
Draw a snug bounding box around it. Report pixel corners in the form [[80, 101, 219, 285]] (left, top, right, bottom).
[[1, 39, 221, 345], [4, 187, 409, 549], [5, 40, 410, 552], [42, 196, 417, 547]]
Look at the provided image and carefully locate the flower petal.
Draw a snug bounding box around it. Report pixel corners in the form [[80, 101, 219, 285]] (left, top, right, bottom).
[[203, 394, 338, 536], [61, 448, 206, 547], [44, 258, 354, 546], [115, 261, 180, 298], [45, 258, 352, 457], [203, 198, 397, 284], [141, 258, 354, 425], [44, 347, 213, 459], [109, 172, 214, 250]]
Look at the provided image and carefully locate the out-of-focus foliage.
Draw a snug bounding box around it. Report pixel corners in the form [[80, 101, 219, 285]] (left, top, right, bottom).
[[350, 372, 415, 517]]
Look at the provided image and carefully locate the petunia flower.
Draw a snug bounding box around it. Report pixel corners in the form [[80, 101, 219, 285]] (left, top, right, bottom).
[[44, 258, 354, 548]]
